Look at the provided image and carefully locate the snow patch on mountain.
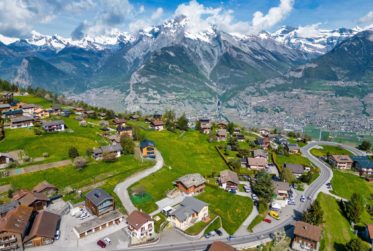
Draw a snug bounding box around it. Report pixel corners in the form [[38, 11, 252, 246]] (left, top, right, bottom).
[[0, 34, 19, 45]]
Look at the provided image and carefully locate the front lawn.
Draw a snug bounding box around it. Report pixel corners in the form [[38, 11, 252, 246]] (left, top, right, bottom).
[[311, 145, 352, 157], [274, 153, 312, 168], [15, 95, 53, 108], [197, 184, 253, 235], [318, 193, 354, 251], [129, 130, 228, 212], [0, 117, 105, 162]]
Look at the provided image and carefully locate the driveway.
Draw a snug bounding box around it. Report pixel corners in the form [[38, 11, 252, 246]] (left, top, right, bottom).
[[114, 151, 164, 213]]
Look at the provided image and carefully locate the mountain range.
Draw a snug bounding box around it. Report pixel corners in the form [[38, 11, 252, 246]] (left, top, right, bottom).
[[0, 16, 372, 120]]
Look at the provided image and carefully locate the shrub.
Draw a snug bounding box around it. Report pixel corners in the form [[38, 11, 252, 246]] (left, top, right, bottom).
[[42, 152, 49, 158], [103, 152, 117, 162], [68, 147, 79, 159]]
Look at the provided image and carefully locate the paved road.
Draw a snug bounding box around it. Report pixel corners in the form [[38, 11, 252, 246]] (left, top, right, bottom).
[[114, 151, 164, 213], [124, 141, 363, 251]]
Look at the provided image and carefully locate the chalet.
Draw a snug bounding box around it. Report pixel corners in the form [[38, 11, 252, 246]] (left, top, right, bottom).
[[351, 156, 373, 175], [259, 129, 270, 137], [50, 104, 61, 115], [175, 173, 206, 195], [74, 107, 85, 115], [253, 149, 268, 159], [84, 110, 96, 118], [2, 109, 23, 119], [140, 140, 156, 159], [61, 109, 71, 117], [168, 197, 209, 230], [85, 188, 115, 216], [255, 137, 270, 150], [0, 153, 15, 169], [34, 108, 49, 119], [32, 181, 58, 197], [286, 144, 300, 154], [216, 129, 227, 141], [117, 125, 133, 138], [0, 92, 13, 104], [126, 210, 154, 242], [199, 119, 211, 134], [217, 122, 228, 129], [10, 116, 34, 128], [18, 192, 50, 211], [236, 134, 245, 142], [93, 144, 123, 160], [0, 201, 19, 217], [113, 118, 126, 127], [98, 113, 106, 120], [42, 120, 65, 132], [130, 114, 140, 120], [273, 181, 290, 200], [208, 241, 236, 251], [20, 104, 37, 116], [292, 221, 322, 251], [247, 157, 267, 170], [219, 170, 239, 191], [23, 211, 60, 248], [284, 163, 306, 178], [0, 205, 33, 251], [150, 120, 164, 131], [273, 136, 288, 146], [108, 134, 121, 145], [328, 155, 353, 169], [0, 104, 10, 112], [233, 127, 241, 135], [12, 189, 30, 202]]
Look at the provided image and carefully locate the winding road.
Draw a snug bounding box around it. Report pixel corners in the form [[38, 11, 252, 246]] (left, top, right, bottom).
[[120, 141, 365, 251], [114, 150, 164, 213]]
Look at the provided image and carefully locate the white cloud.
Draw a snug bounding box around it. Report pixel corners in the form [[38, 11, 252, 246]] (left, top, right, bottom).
[[139, 5, 145, 14], [251, 0, 294, 33], [151, 8, 164, 21], [296, 23, 323, 38], [359, 11, 373, 25], [174, 0, 251, 35]]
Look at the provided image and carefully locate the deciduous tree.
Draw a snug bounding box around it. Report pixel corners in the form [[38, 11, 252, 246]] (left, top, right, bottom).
[[302, 200, 324, 225]]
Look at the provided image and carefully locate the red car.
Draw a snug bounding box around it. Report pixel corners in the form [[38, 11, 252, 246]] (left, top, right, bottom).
[[97, 240, 106, 248], [263, 218, 272, 223]]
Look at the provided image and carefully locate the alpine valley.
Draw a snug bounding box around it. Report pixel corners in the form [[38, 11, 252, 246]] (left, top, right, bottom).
[[0, 16, 372, 132]]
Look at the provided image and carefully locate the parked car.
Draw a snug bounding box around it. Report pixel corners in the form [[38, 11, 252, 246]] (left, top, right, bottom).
[[209, 231, 216, 236], [54, 230, 60, 240], [103, 237, 111, 245], [300, 195, 306, 202], [251, 194, 258, 200], [288, 200, 296, 205], [204, 233, 211, 238], [97, 240, 106, 248], [227, 235, 236, 241], [215, 229, 223, 236], [263, 218, 272, 223], [243, 185, 250, 193]]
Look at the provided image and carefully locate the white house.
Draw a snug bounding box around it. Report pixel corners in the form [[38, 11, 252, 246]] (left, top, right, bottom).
[[92, 144, 123, 160], [127, 210, 154, 242], [42, 120, 65, 132], [168, 197, 209, 231]]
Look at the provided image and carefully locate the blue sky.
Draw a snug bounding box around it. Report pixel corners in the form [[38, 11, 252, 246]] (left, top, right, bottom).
[[0, 0, 372, 38]]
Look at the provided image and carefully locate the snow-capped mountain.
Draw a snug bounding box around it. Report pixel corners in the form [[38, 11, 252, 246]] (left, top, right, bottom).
[[271, 25, 361, 55]]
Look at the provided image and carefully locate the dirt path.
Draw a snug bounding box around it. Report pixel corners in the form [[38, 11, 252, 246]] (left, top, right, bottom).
[[8, 159, 72, 176]]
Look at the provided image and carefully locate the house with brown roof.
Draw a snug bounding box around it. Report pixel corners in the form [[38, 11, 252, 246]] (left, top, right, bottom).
[[23, 211, 60, 248], [255, 137, 270, 150], [216, 129, 227, 141], [32, 181, 58, 197], [286, 143, 300, 154], [150, 120, 164, 131], [175, 173, 206, 195], [126, 210, 154, 242], [112, 118, 126, 127], [247, 157, 267, 170], [17, 192, 50, 211], [12, 189, 30, 201], [10, 116, 34, 129], [0, 205, 33, 251], [273, 181, 290, 200], [292, 221, 322, 251], [328, 155, 353, 169], [34, 108, 49, 119], [219, 170, 239, 191], [117, 126, 133, 138], [208, 241, 236, 251]]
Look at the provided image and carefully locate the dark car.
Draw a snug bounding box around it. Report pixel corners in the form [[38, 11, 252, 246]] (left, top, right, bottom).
[[214, 229, 223, 236], [204, 233, 211, 239], [229, 189, 237, 194], [97, 240, 106, 248]]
